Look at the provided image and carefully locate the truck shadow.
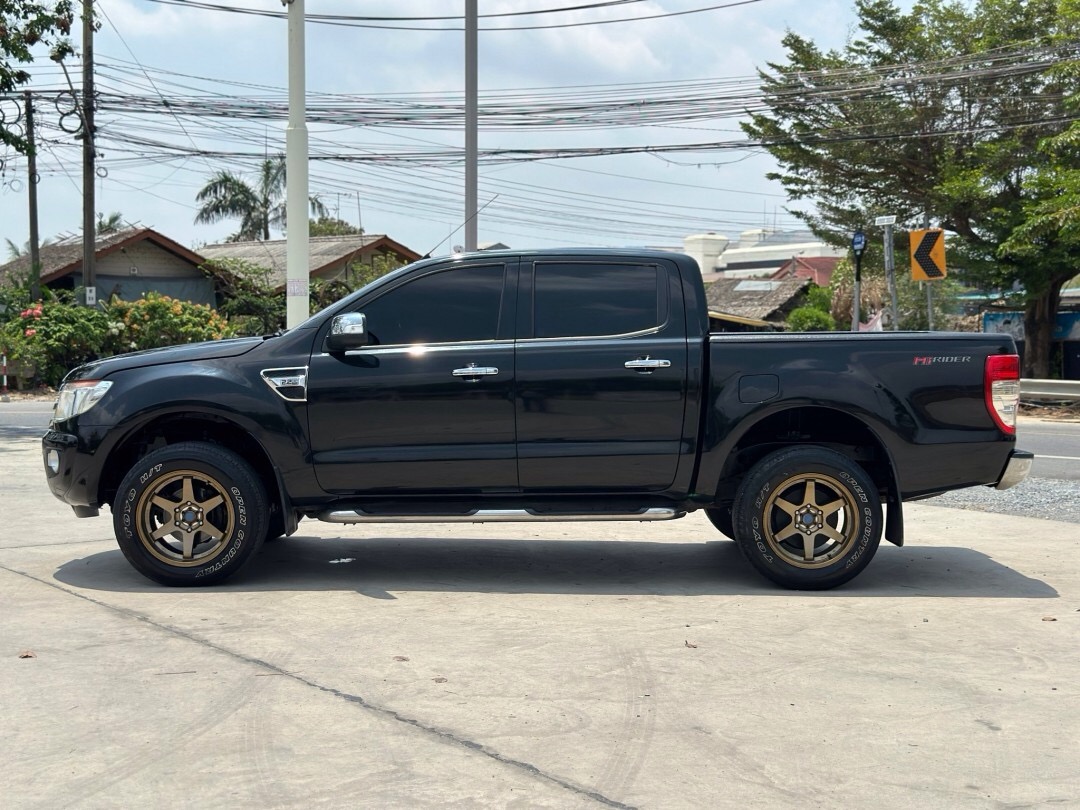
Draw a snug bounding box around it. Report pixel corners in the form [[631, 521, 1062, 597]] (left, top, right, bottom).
[[54, 535, 1057, 599]]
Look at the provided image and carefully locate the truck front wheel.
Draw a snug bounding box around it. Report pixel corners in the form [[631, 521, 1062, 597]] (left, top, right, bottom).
[[112, 442, 268, 586], [732, 447, 882, 590]]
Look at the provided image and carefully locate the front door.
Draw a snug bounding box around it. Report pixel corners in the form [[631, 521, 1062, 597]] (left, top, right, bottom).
[[307, 260, 518, 494]]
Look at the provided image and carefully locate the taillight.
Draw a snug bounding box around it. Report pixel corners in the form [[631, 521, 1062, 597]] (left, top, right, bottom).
[[984, 354, 1019, 435]]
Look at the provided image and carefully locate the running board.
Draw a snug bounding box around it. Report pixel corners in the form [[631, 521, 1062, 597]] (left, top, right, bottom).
[[317, 507, 685, 524]]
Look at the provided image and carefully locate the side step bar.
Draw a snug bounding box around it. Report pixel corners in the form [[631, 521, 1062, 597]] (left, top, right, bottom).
[[317, 507, 685, 524]]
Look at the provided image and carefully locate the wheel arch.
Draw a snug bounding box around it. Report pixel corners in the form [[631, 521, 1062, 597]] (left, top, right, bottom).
[[98, 412, 294, 538], [706, 404, 904, 546]]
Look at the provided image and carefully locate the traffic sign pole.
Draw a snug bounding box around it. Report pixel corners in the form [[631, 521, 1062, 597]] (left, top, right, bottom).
[[875, 215, 898, 330], [850, 229, 867, 331]]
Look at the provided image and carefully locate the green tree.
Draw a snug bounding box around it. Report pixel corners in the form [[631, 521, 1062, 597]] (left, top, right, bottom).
[[0, 1, 74, 153], [309, 216, 364, 237], [743, 0, 1073, 376], [96, 211, 124, 234], [194, 156, 328, 241]]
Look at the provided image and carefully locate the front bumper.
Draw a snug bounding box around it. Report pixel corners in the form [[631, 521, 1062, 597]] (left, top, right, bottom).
[[995, 449, 1033, 490], [42, 428, 102, 515]]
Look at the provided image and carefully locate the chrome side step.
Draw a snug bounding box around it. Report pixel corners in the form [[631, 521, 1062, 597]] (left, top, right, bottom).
[[317, 507, 685, 524]]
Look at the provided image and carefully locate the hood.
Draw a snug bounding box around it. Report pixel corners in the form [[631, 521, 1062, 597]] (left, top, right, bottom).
[[65, 336, 266, 382]]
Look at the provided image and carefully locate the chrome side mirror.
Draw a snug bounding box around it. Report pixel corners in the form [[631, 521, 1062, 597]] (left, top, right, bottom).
[[325, 312, 368, 352]]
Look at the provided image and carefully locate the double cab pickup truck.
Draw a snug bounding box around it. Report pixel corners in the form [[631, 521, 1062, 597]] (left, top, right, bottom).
[[42, 248, 1032, 590]]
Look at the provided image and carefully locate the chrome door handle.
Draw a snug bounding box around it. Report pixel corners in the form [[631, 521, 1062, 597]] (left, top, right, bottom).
[[452, 364, 499, 380], [625, 358, 671, 371]]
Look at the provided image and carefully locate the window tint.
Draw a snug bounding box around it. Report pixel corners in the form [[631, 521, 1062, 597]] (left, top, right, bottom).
[[534, 263, 661, 338], [361, 264, 505, 345]]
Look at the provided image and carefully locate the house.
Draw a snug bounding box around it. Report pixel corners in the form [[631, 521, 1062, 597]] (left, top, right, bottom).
[[771, 255, 841, 287], [198, 234, 420, 290], [0, 228, 214, 305], [704, 277, 811, 327]]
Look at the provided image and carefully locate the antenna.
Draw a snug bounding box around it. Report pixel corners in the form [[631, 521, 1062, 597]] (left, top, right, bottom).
[[423, 195, 499, 258]]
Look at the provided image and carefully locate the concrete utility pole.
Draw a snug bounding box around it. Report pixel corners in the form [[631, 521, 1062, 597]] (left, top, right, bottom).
[[464, 0, 478, 251], [875, 215, 899, 330], [81, 0, 96, 306], [24, 92, 41, 301], [285, 0, 310, 329]]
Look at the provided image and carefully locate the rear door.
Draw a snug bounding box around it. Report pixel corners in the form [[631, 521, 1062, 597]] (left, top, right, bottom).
[[514, 257, 689, 492]]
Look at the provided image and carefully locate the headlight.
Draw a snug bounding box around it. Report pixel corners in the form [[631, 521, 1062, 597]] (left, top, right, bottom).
[[54, 380, 112, 422]]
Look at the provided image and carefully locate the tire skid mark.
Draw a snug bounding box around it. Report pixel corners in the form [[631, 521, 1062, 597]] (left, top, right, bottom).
[[593, 647, 656, 799], [3, 563, 636, 810]]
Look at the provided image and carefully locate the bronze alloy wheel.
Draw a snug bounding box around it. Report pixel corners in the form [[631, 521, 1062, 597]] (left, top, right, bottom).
[[760, 472, 859, 569], [732, 446, 883, 589], [134, 469, 237, 567], [114, 441, 269, 586]]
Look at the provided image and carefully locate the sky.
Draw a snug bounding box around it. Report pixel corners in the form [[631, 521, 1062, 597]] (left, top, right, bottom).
[[0, 0, 858, 258]]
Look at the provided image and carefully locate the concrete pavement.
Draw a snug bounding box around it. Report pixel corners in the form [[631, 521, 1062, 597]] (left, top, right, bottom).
[[1, 434, 1078, 809]]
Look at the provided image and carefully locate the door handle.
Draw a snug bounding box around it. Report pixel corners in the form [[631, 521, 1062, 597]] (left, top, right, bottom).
[[452, 364, 499, 381], [624, 358, 671, 372]]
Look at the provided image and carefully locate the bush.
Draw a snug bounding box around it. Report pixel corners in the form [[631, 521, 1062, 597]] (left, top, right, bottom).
[[0, 291, 110, 385], [787, 306, 837, 332], [105, 292, 233, 354]]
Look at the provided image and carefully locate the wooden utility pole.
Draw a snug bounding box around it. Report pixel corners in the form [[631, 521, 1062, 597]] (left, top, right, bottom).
[[82, 0, 96, 305], [24, 91, 41, 301]]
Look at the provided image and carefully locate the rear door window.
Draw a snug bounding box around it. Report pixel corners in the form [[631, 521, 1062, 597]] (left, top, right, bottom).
[[533, 263, 663, 338]]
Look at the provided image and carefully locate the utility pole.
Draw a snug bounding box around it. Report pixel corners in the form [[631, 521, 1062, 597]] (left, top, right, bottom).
[[81, 0, 96, 306], [464, 0, 478, 251], [875, 215, 899, 330], [285, 0, 310, 329], [24, 91, 41, 301]]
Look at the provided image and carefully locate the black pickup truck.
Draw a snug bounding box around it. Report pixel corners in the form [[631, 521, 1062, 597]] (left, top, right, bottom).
[[42, 249, 1031, 590]]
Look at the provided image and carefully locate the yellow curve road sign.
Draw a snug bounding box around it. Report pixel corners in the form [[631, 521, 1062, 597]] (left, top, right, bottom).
[[910, 228, 946, 281]]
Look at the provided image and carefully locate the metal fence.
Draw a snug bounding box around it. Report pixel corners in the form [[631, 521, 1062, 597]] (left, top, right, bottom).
[[1021, 379, 1080, 403]]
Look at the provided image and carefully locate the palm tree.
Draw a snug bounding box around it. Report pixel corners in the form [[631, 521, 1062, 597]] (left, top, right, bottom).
[[96, 211, 125, 234], [194, 156, 327, 241], [5, 236, 53, 261]]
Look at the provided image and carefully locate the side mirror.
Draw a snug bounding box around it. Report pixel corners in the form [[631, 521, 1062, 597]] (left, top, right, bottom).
[[325, 312, 369, 352]]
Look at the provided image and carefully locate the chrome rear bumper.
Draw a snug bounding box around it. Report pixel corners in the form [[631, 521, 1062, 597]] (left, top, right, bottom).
[[995, 449, 1033, 490]]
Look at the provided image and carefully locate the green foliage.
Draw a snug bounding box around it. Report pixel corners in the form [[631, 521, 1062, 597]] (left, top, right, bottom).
[[0, 289, 108, 385], [105, 292, 232, 354], [804, 284, 832, 313], [1, 1, 75, 153], [743, 0, 1075, 373], [309, 216, 363, 237], [828, 252, 962, 330], [194, 156, 328, 241], [202, 257, 285, 335], [787, 306, 836, 332], [1, 280, 235, 386]]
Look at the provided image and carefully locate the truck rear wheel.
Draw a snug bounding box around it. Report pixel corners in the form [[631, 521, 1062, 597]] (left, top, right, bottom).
[[112, 442, 268, 586], [732, 446, 882, 590]]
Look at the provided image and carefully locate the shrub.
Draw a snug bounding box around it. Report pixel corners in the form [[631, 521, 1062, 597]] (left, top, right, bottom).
[[787, 306, 837, 332], [104, 292, 233, 353], [0, 292, 110, 385]]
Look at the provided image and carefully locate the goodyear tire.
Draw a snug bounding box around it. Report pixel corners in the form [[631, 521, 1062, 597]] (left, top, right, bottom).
[[113, 442, 268, 586], [731, 446, 882, 590], [704, 505, 734, 539]]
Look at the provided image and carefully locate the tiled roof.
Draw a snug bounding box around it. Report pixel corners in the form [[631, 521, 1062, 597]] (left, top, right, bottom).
[[198, 234, 420, 287], [704, 276, 810, 321], [0, 228, 205, 286]]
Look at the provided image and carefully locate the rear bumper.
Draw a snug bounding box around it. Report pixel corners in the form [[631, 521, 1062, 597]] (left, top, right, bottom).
[[995, 449, 1033, 490]]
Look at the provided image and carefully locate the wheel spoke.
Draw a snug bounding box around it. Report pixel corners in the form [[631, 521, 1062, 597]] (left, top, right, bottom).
[[151, 495, 177, 511], [774, 498, 800, 517], [202, 519, 226, 540], [181, 475, 195, 505], [821, 525, 846, 543], [772, 523, 801, 543], [199, 494, 224, 512], [820, 497, 846, 518], [804, 479, 817, 507], [802, 534, 816, 562], [181, 531, 195, 560], [151, 522, 178, 541]]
